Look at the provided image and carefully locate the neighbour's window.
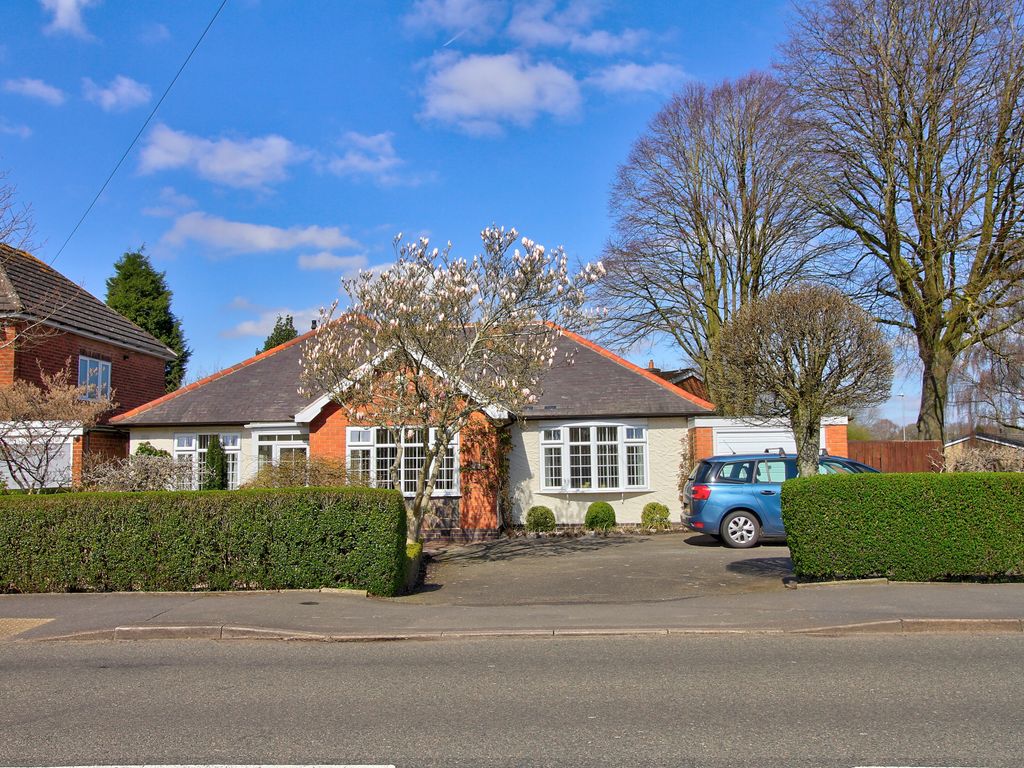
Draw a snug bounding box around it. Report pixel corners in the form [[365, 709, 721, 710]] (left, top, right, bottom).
[[755, 460, 788, 483], [78, 356, 111, 400], [345, 427, 458, 497], [173, 432, 242, 490], [540, 423, 648, 492], [716, 460, 755, 483]]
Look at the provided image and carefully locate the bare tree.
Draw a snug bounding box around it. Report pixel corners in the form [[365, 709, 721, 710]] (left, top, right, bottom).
[[706, 284, 893, 476], [0, 169, 34, 251], [597, 72, 834, 376], [301, 227, 601, 541], [0, 367, 114, 492], [951, 316, 1024, 430], [781, 0, 1024, 443]]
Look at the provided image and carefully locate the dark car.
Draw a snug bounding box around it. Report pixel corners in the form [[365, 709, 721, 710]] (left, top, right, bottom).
[[681, 452, 879, 548]]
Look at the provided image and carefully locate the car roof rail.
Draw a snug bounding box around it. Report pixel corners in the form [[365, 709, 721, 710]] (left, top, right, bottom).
[[763, 447, 787, 457]]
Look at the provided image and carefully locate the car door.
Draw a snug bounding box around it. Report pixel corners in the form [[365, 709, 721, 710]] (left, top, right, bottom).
[[752, 459, 793, 534]]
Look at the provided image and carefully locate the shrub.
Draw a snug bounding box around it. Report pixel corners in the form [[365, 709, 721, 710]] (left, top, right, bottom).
[[526, 505, 556, 532], [0, 486, 407, 596], [202, 435, 228, 491], [585, 501, 616, 531], [80, 454, 202, 492], [135, 441, 170, 458], [782, 473, 1024, 582], [641, 502, 671, 530], [241, 456, 350, 489]]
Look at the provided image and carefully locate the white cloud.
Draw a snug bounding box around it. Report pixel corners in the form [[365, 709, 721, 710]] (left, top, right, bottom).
[[139, 124, 308, 189], [403, 0, 506, 43], [82, 75, 152, 111], [223, 305, 323, 339], [2, 77, 65, 106], [588, 62, 688, 95], [40, 0, 98, 39], [163, 212, 360, 255], [507, 1, 643, 55], [139, 22, 170, 44], [327, 132, 403, 184], [142, 186, 198, 217], [421, 52, 580, 135], [0, 120, 32, 139], [297, 251, 370, 274]]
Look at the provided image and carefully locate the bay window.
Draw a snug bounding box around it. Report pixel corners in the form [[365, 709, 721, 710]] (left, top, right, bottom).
[[346, 427, 459, 496], [539, 423, 648, 492]]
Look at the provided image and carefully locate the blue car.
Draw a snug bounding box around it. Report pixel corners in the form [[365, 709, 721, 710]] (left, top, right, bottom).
[[681, 452, 879, 548]]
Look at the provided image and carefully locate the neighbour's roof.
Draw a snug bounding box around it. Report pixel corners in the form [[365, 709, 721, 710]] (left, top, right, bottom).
[[0, 244, 176, 360], [945, 431, 1024, 450], [112, 325, 715, 428]]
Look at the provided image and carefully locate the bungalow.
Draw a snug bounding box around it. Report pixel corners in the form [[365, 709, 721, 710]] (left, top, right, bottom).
[[111, 327, 848, 539]]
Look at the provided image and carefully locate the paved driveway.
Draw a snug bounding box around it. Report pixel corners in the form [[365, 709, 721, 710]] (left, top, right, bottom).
[[402, 531, 792, 606]]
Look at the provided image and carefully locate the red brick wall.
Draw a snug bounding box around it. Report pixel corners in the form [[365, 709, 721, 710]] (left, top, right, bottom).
[[692, 426, 714, 462], [0, 324, 16, 386], [308, 400, 348, 459], [12, 327, 167, 418], [824, 424, 848, 457]]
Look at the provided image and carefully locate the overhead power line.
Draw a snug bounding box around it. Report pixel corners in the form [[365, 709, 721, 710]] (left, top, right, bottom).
[[49, 0, 229, 265]]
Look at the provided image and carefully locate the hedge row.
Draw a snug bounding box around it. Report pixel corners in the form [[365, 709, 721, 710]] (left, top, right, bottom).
[[782, 473, 1024, 582], [0, 487, 407, 596]]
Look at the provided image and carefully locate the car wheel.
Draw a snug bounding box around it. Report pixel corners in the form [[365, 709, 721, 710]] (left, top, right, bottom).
[[720, 511, 760, 548]]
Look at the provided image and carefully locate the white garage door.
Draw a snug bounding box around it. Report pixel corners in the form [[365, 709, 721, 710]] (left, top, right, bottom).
[[713, 428, 797, 456]]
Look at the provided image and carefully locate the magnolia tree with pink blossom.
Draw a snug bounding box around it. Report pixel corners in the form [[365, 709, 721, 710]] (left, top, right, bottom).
[[301, 226, 603, 541]]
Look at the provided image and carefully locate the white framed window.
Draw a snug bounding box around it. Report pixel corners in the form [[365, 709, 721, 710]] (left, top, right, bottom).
[[78, 355, 111, 400], [174, 432, 242, 490], [539, 422, 649, 493], [345, 427, 459, 497], [256, 432, 309, 471]]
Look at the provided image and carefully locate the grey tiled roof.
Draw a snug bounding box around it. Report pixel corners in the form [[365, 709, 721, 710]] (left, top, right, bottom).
[[114, 327, 713, 428], [0, 244, 176, 360], [113, 333, 319, 426], [522, 330, 713, 419]]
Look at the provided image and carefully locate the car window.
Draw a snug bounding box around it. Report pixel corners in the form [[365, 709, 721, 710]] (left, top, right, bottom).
[[756, 460, 788, 483], [689, 461, 713, 483], [715, 460, 755, 484], [820, 460, 854, 475]]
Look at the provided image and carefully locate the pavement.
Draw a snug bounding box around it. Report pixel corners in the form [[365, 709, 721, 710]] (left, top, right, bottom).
[[1, 531, 1022, 642]]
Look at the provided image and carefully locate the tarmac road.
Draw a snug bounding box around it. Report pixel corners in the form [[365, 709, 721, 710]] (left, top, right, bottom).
[[2, 633, 1022, 768]]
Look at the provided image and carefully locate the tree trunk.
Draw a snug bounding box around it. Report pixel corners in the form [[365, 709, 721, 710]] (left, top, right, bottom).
[[915, 345, 953, 443], [791, 410, 821, 478]]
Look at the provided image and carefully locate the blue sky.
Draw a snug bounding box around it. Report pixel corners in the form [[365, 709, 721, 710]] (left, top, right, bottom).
[[0, 0, 916, 421]]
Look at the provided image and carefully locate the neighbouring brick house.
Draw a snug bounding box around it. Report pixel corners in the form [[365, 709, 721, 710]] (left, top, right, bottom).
[[111, 324, 848, 540], [0, 244, 177, 486]]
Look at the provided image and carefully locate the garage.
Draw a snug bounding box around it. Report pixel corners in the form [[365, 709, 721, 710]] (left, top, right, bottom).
[[713, 428, 796, 456]]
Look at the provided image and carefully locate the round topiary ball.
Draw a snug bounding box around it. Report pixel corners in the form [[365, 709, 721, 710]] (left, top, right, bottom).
[[584, 501, 616, 531], [526, 505, 556, 532], [641, 501, 671, 530]]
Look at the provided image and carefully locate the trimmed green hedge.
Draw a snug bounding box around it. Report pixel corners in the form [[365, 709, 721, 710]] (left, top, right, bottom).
[[782, 473, 1024, 581], [0, 487, 407, 596], [641, 502, 670, 530]]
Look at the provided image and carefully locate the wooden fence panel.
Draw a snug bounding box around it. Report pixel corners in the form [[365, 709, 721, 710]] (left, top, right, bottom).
[[847, 440, 944, 473]]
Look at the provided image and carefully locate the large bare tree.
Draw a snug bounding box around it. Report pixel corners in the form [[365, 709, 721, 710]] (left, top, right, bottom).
[[781, 0, 1024, 442], [597, 72, 832, 376], [706, 285, 893, 477]]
